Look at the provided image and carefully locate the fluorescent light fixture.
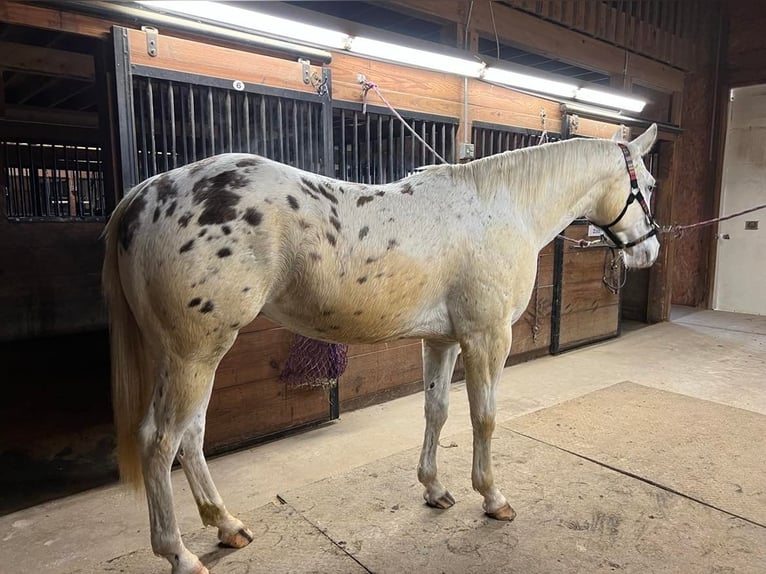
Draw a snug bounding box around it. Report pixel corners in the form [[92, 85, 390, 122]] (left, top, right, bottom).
[[136, 1, 350, 50], [575, 87, 646, 112], [348, 36, 485, 78], [482, 67, 578, 99]]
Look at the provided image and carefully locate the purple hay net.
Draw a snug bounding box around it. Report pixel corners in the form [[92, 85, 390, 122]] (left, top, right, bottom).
[[280, 334, 348, 389]]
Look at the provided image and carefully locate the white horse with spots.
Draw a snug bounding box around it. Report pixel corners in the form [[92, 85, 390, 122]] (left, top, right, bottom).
[[103, 124, 660, 573]]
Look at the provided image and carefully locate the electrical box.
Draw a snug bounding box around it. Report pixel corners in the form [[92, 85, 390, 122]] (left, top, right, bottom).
[[458, 142, 475, 160]]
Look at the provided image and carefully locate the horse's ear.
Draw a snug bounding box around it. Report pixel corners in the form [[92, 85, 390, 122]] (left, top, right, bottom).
[[631, 123, 658, 156]]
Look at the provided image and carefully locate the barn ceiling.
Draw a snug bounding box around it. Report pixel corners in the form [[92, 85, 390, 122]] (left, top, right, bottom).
[[0, 23, 100, 121]]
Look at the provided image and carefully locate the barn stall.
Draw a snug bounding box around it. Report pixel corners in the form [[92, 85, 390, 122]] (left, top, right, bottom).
[[1, 1, 764, 573]]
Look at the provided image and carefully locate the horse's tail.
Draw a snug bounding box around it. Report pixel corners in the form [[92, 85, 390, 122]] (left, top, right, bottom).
[[102, 192, 150, 490]]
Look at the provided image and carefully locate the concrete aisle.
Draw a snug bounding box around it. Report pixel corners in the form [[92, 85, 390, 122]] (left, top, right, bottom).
[[1, 307, 764, 573]]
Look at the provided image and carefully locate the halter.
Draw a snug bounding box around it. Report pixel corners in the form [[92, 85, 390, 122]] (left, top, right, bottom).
[[593, 143, 660, 249]]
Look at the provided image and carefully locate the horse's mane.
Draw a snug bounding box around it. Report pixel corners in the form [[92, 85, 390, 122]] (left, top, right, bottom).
[[434, 137, 622, 207]]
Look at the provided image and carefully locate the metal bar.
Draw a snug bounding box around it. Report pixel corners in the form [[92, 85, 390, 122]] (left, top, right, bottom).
[[160, 82, 169, 173], [292, 102, 301, 167], [295, 100, 303, 169], [353, 111, 359, 182], [410, 119, 415, 174], [450, 123, 455, 162], [244, 93, 251, 154], [277, 98, 284, 162], [307, 102, 314, 171], [84, 145, 93, 215], [430, 123, 436, 163], [112, 26, 139, 192], [226, 91, 233, 153], [388, 116, 394, 182], [147, 78, 157, 176], [320, 68, 334, 176], [189, 85, 196, 161], [96, 146, 104, 215], [169, 82, 177, 168], [365, 112, 371, 183], [377, 114, 383, 183], [340, 108, 346, 180], [207, 86, 215, 156], [52, 144, 61, 217], [27, 143, 39, 216], [39, 143, 47, 216], [137, 79, 148, 180], [260, 96, 268, 159], [71, 145, 82, 216], [399, 118, 405, 179], [200, 87, 207, 158], [440, 123, 446, 162]]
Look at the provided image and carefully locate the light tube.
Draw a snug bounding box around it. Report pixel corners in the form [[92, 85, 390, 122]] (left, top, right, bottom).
[[348, 36, 485, 78], [482, 67, 578, 98], [575, 87, 646, 112], [136, 1, 350, 50]]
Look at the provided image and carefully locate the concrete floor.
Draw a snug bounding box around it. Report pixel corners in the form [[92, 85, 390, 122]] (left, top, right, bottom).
[[1, 306, 764, 573]]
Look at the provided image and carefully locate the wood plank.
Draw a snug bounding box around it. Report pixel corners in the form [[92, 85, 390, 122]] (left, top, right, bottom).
[[330, 52, 463, 119], [646, 139, 676, 322], [0, 41, 95, 81], [127, 28, 322, 96], [339, 341, 423, 411], [558, 303, 619, 348], [468, 79, 563, 134], [205, 376, 330, 452], [215, 327, 295, 390], [572, 116, 621, 139], [0, 2, 112, 38]]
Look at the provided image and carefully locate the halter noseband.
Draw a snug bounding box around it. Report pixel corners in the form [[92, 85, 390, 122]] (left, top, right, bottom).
[[593, 143, 659, 249]]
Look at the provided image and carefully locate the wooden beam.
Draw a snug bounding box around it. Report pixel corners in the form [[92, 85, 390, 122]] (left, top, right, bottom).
[[0, 41, 95, 81], [0, 118, 101, 144], [646, 140, 677, 322], [3, 104, 98, 128], [390, 0, 685, 93], [0, 1, 111, 38]]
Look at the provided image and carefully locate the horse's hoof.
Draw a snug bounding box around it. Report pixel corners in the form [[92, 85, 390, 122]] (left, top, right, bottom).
[[172, 559, 208, 574], [485, 503, 516, 522], [425, 490, 456, 509], [218, 526, 254, 549]]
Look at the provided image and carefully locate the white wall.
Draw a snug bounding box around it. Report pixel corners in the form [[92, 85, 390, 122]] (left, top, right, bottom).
[[713, 85, 766, 315]]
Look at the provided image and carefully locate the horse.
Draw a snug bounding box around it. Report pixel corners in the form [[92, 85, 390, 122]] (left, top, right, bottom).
[[102, 123, 660, 574]]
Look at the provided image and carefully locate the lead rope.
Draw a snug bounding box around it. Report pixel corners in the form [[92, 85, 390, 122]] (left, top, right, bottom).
[[360, 77, 448, 165]]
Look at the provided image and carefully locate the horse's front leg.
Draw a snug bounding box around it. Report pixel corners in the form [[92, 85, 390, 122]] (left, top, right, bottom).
[[461, 326, 516, 521], [418, 340, 461, 509]]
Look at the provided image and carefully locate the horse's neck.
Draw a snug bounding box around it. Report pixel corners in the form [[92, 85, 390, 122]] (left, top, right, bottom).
[[480, 140, 615, 250]]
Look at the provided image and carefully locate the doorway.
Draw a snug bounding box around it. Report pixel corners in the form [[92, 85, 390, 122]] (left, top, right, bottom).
[[713, 85, 766, 315]]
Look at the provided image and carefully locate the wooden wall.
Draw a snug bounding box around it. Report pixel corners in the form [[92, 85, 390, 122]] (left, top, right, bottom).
[[726, 0, 766, 87], [206, 317, 333, 452], [0, 219, 106, 340]]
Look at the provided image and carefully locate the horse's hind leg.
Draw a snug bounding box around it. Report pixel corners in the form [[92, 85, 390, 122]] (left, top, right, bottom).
[[140, 353, 229, 574], [178, 385, 253, 549], [418, 340, 461, 509], [461, 326, 516, 521]]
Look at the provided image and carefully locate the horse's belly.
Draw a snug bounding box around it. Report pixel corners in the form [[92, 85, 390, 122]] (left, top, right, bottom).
[[261, 284, 451, 344]]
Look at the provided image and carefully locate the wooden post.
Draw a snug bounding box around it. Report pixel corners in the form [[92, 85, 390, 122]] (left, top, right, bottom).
[[646, 138, 676, 323]]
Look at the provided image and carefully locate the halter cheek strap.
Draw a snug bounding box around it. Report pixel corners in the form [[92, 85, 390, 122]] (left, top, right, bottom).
[[594, 143, 659, 249]]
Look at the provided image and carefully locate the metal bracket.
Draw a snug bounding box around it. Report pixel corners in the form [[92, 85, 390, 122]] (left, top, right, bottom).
[[540, 109, 547, 131], [299, 58, 311, 84], [142, 26, 158, 57], [568, 114, 580, 135]]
